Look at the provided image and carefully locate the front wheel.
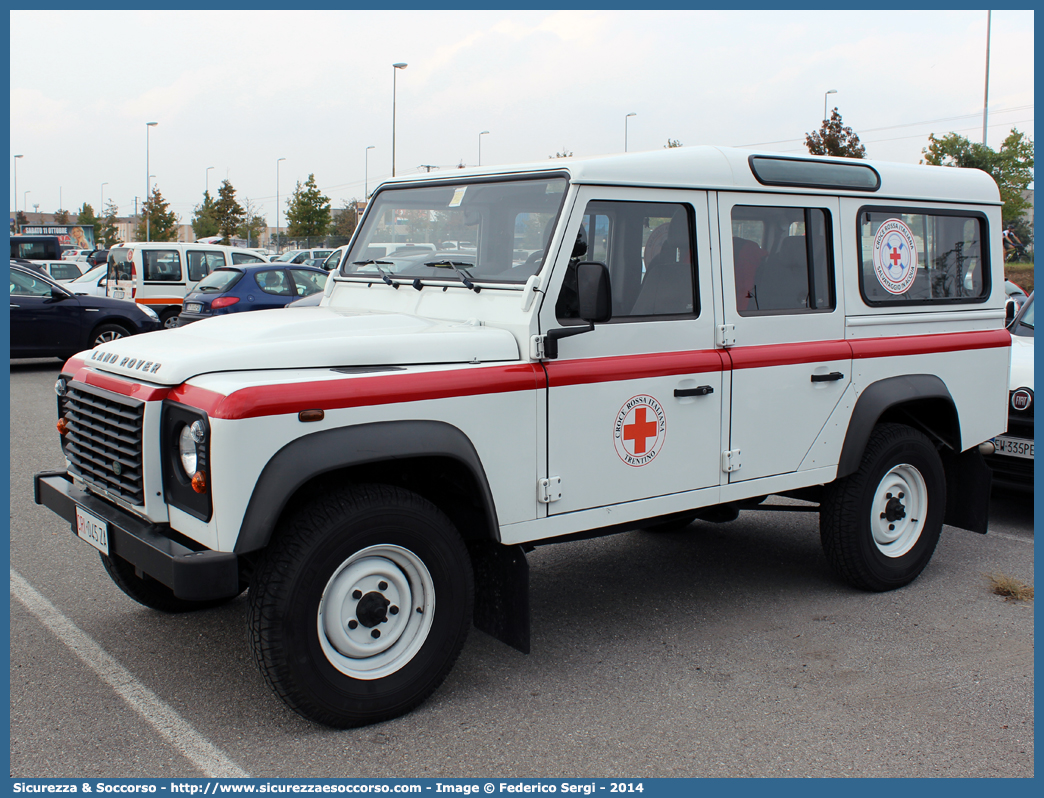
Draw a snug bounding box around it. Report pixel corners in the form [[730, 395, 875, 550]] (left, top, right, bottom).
[[820, 423, 945, 591], [160, 309, 181, 329], [91, 323, 130, 347], [248, 484, 473, 728]]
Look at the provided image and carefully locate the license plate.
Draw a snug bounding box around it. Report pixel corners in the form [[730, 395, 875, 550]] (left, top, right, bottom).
[[112, 288, 125, 299], [75, 506, 109, 556], [993, 436, 1034, 460], [185, 303, 202, 314]]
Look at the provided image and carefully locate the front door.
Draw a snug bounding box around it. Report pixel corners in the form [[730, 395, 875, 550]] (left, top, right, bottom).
[[718, 192, 850, 483], [541, 186, 722, 515]]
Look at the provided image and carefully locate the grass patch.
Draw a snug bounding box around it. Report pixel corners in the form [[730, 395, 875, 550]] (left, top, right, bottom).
[[1005, 262, 1034, 294], [986, 572, 1034, 602]]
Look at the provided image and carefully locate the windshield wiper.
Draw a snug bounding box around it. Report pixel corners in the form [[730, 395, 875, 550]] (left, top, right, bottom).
[[351, 259, 399, 288], [424, 260, 481, 293]]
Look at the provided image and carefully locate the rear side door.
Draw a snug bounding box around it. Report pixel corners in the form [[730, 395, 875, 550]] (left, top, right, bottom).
[[718, 193, 850, 483], [541, 186, 723, 515], [249, 268, 296, 309]]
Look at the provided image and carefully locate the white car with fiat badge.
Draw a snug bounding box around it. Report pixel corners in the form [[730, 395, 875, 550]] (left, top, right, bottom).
[[36, 146, 1011, 728]]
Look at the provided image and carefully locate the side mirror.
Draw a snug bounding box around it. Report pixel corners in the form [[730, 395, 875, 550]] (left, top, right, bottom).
[[1005, 300, 1016, 324], [50, 286, 70, 300], [576, 261, 612, 323]]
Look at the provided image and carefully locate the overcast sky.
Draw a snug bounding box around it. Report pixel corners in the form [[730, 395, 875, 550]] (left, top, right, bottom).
[[10, 9, 1035, 229]]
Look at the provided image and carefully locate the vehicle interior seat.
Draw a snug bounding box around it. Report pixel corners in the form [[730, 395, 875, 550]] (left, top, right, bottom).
[[750, 236, 809, 311], [629, 211, 693, 316], [733, 236, 766, 311]]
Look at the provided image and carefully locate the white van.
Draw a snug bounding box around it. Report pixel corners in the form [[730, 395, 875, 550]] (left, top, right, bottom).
[[105, 242, 269, 328]]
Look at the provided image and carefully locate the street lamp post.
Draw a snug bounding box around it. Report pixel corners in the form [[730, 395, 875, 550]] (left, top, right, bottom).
[[391, 63, 408, 177], [100, 182, 107, 215], [206, 166, 215, 196], [478, 130, 489, 166], [823, 89, 837, 122], [145, 121, 158, 241], [625, 112, 636, 153], [276, 157, 286, 252], [365, 146, 375, 198], [13, 154, 23, 216]]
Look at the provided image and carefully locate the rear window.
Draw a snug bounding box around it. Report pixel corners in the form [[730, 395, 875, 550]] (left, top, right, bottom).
[[49, 263, 82, 281], [231, 252, 264, 264], [194, 268, 244, 292], [858, 207, 989, 305]]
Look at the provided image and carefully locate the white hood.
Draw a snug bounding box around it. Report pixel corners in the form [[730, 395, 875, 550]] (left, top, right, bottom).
[[82, 308, 520, 386], [1008, 333, 1034, 391]]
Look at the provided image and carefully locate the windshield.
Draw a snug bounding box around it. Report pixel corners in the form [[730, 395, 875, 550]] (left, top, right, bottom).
[[72, 265, 106, 283], [194, 268, 244, 293], [273, 252, 298, 262], [344, 176, 568, 284]]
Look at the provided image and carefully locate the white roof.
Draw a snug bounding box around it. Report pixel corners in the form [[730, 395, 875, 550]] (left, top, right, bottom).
[[380, 145, 1000, 205]]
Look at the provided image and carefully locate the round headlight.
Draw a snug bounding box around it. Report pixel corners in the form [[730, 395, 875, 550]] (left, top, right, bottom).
[[55, 378, 68, 396], [178, 424, 198, 475]]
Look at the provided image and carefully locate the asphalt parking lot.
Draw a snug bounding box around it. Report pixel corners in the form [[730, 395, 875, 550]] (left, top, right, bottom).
[[9, 357, 1035, 779]]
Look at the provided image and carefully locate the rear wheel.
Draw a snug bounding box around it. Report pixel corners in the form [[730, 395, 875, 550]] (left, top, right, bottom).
[[248, 484, 473, 728], [820, 423, 945, 591]]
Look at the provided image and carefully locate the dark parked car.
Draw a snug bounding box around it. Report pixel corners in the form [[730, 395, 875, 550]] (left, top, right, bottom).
[[86, 248, 110, 268], [177, 263, 328, 325], [9, 262, 161, 359]]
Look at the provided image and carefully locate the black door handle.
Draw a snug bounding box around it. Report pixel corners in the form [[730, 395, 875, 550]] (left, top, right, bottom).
[[675, 385, 714, 397], [811, 372, 844, 383]]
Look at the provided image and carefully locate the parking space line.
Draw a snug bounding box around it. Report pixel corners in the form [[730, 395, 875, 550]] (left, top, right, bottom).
[[10, 568, 250, 778]]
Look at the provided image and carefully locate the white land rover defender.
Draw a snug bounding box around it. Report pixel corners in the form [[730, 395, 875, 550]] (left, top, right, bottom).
[[36, 147, 1011, 728]]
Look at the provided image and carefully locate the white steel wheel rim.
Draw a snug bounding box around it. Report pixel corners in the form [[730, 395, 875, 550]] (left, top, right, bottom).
[[317, 544, 435, 680], [94, 330, 123, 345], [870, 463, 927, 558]]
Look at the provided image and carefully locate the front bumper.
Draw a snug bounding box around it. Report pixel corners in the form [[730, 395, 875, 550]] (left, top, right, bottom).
[[34, 470, 239, 601]]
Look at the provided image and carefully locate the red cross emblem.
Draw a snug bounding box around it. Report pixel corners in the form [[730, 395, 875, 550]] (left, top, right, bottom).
[[614, 395, 666, 466], [889, 246, 903, 267], [623, 407, 658, 454]]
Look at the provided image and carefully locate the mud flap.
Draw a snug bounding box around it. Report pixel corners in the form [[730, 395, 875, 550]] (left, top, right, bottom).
[[468, 541, 530, 654], [943, 448, 992, 534]]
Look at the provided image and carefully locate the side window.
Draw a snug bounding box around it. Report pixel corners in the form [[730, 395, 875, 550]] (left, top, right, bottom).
[[732, 206, 834, 314], [321, 250, 342, 271], [50, 264, 81, 281], [556, 201, 697, 322], [231, 252, 262, 264], [187, 251, 209, 282], [143, 250, 183, 282], [289, 268, 328, 297], [254, 269, 292, 296], [10, 270, 54, 297], [859, 208, 987, 304]]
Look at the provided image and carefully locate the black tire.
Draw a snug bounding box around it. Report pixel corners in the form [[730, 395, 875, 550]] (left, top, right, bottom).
[[248, 484, 473, 728], [820, 423, 945, 592], [90, 323, 131, 348], [159, 309, 181, 329], [100, 553, 243, 612]]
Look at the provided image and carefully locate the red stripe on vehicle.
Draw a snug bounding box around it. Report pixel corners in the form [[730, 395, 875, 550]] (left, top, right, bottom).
[[167, 384, 227, 415], [200, 363, 547, 420], [850, 328, 1011, 359], [727, 340, 852, 370], [546, 349, 724, 387], [73, 368, 172, 402]]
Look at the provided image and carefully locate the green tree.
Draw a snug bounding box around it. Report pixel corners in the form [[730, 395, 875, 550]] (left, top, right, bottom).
[[53, 208, 70, 224], [922, 128, 1034, 225], [213, 179, 245, 245], [191, 190, 220, 240], [805, 108, 867, 159], [13, 210, 27, 232], [664, 138, 683, 149], [77, 202, 98, 229], [285, 173, 331, 238], [134, 187, 180, 242], [96, 201, 121, 248], [328, 200, 359, 243]]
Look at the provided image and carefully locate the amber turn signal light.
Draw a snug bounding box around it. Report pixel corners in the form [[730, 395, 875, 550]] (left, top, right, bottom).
[[191, 471, 207, 494], [299, 409, 325, 422], [56, 417, 69, 436]]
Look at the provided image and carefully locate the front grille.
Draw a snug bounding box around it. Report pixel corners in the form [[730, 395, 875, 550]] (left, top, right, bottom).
[[61, 383, 145, 505]]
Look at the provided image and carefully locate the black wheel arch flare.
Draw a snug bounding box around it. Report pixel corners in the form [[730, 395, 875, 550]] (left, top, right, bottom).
[[234, 420, 501, 553]]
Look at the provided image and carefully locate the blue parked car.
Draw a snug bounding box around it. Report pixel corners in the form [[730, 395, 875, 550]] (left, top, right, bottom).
[[177, 264, 328, 325]]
